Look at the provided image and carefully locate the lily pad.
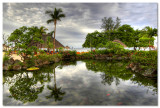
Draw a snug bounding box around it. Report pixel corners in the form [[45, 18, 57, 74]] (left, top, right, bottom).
[[27, 67, 39, 71]]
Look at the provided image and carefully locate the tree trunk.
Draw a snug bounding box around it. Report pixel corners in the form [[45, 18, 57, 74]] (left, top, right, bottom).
[[149, 40, 151, 51], [53, 20, 57, 53]]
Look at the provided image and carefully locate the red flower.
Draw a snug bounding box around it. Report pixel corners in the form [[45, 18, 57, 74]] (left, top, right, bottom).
[[106, 94, 110, 96], [117, 102, 122, 105]]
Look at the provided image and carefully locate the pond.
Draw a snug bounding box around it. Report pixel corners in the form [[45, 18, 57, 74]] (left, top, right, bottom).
[[3, 60, 157, 106]]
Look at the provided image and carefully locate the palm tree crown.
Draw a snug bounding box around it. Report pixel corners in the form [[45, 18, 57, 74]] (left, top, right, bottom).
[[45, 8, 65, 24]]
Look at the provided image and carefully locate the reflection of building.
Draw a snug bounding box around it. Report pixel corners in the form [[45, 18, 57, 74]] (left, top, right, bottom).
[[35, 34, 65, 51], [112, 39, 127, 47], [65, 46, 70, 49]]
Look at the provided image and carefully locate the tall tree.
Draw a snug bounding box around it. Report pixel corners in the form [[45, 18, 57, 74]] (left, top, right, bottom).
[[101, 17, 121, 32], [45, 8, 65, 53]]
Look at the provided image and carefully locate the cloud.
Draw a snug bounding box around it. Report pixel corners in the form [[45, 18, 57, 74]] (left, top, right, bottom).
[[3, 3, 158, 48]]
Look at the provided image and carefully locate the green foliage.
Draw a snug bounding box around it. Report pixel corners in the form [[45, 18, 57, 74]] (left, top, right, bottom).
[[60, 50, 77, 58], [101, 17, 121, 31], [138, 37, 155, 47], [25, 57, 36, 68], [39, 50, 45, 54], [117, 24, 135, 47], [47, 36, 53, 51], [36, 54, 62, 63], [3, 54, 10, 63], [82, 31, 108, 49], [131, 51, 157, 68], [8, 26, 45, 61], [105, 41, 125, 55], [77, 52, 94, 59], [58, 47, 64, 52]]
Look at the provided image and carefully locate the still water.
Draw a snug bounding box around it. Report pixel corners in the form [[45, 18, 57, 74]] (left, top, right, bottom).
[[3, 60, 157, 106]]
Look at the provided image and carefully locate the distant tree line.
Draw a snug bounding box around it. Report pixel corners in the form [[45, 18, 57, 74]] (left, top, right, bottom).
[[83, 17, 158, 50]]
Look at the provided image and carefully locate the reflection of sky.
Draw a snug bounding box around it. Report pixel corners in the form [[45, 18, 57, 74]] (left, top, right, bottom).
[[3, 61, 157, 105]]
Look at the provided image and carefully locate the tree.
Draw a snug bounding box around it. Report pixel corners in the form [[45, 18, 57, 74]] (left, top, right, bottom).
[[47, 36, 53, 52], [140, 26, 157, 50], [117, 24, 135, 48], [45, 8, 65, 53], [101, 17, 121, 32], [46, 64, 65, 101], [8, 26, 44, 61], [82, 31, 108, 50]]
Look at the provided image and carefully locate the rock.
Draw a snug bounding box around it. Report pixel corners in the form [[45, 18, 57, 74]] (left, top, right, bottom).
[[22, 66, 27, 70], [142, 68, 157, 77], [3, 65, 13, 71], [14, 60, 21, 64], [8, 58, 15, 65], [43, 61, 50, 65], [12, 65, 21, 71], [55, 59, 60, 63]]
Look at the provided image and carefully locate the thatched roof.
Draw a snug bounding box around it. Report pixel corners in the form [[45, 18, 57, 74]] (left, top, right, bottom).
[[112, 39, 127, 47], [36, 34, 65, 49], [65, 46, 70, 49]]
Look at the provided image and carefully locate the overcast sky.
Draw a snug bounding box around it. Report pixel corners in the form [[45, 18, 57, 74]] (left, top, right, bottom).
[[3, 3, 158, 48]]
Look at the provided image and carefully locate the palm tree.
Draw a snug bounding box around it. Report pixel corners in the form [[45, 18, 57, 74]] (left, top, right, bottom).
[[45, 8, 65, 53], [142, 26, 157, 50], [46, 64, 65, 101]]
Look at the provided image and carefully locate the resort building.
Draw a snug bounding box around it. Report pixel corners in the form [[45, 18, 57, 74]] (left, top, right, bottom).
[[65, 45, 70, 50], [35, 34, 65, 51]]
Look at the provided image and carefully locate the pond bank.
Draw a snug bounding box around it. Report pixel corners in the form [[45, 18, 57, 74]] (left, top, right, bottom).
[[3, 52, 157, 78]]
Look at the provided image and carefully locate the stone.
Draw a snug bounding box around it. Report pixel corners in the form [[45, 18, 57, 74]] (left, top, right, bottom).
[[8, 58, 15, 65], [14, 60, 21, 64], [12, 65, 22, 71], [3, 65, 12, 71], [43, 61, 50, 65]]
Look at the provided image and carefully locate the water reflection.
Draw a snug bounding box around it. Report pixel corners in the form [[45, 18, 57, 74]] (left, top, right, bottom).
[[3, 60, 157, 105], [46, 65, 66, 101]]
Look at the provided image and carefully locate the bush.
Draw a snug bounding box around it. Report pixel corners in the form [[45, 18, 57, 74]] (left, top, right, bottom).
[[36, 53, 62, 63], [131, 50, 157, 68], [60, 50, 77, 58], [105, 41, 125, 55], [25, 57, 36, 68], [3, 54, 10, 63]]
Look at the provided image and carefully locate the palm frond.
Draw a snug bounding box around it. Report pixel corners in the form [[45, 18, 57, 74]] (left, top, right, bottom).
[[47, 19, 54, 24], [45, 10, 53, 14]]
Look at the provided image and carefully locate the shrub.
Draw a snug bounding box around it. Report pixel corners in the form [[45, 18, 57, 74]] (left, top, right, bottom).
[[105, 41, 125, 55], [25, 57, 36, 68], [3, 54, 10, 63], [60, 50, 77, 58], [131, 50, 157, 68]]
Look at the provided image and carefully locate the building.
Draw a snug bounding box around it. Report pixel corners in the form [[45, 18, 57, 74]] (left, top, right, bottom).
[[65, 45, 70, 49], [35, 34, 65, 51]]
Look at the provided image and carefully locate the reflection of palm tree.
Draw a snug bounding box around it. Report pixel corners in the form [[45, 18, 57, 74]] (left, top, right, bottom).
[[46, 65, 65, 101]]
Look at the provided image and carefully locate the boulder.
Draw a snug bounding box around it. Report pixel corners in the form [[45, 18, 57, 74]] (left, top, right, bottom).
[[12, 65, 22, 71], [8, 58, 15, 65], [43, 61, 50, 65], [14, 60, 21, 64], [3, 65, 12, 71]]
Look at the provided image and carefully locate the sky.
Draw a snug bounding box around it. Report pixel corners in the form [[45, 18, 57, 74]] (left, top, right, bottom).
[[3, 3, 158, 48]]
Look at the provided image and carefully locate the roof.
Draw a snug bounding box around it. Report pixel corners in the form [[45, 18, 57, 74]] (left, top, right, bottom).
[[65, 45, 70, 49], [36, 34, 65, 49], [112, 39, 127, 47]]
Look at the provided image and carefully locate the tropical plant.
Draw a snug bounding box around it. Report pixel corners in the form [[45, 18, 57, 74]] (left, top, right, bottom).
[[45, 8, 65, 53], [140, 26, 157, 50], [8, 26, 44, 61]]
